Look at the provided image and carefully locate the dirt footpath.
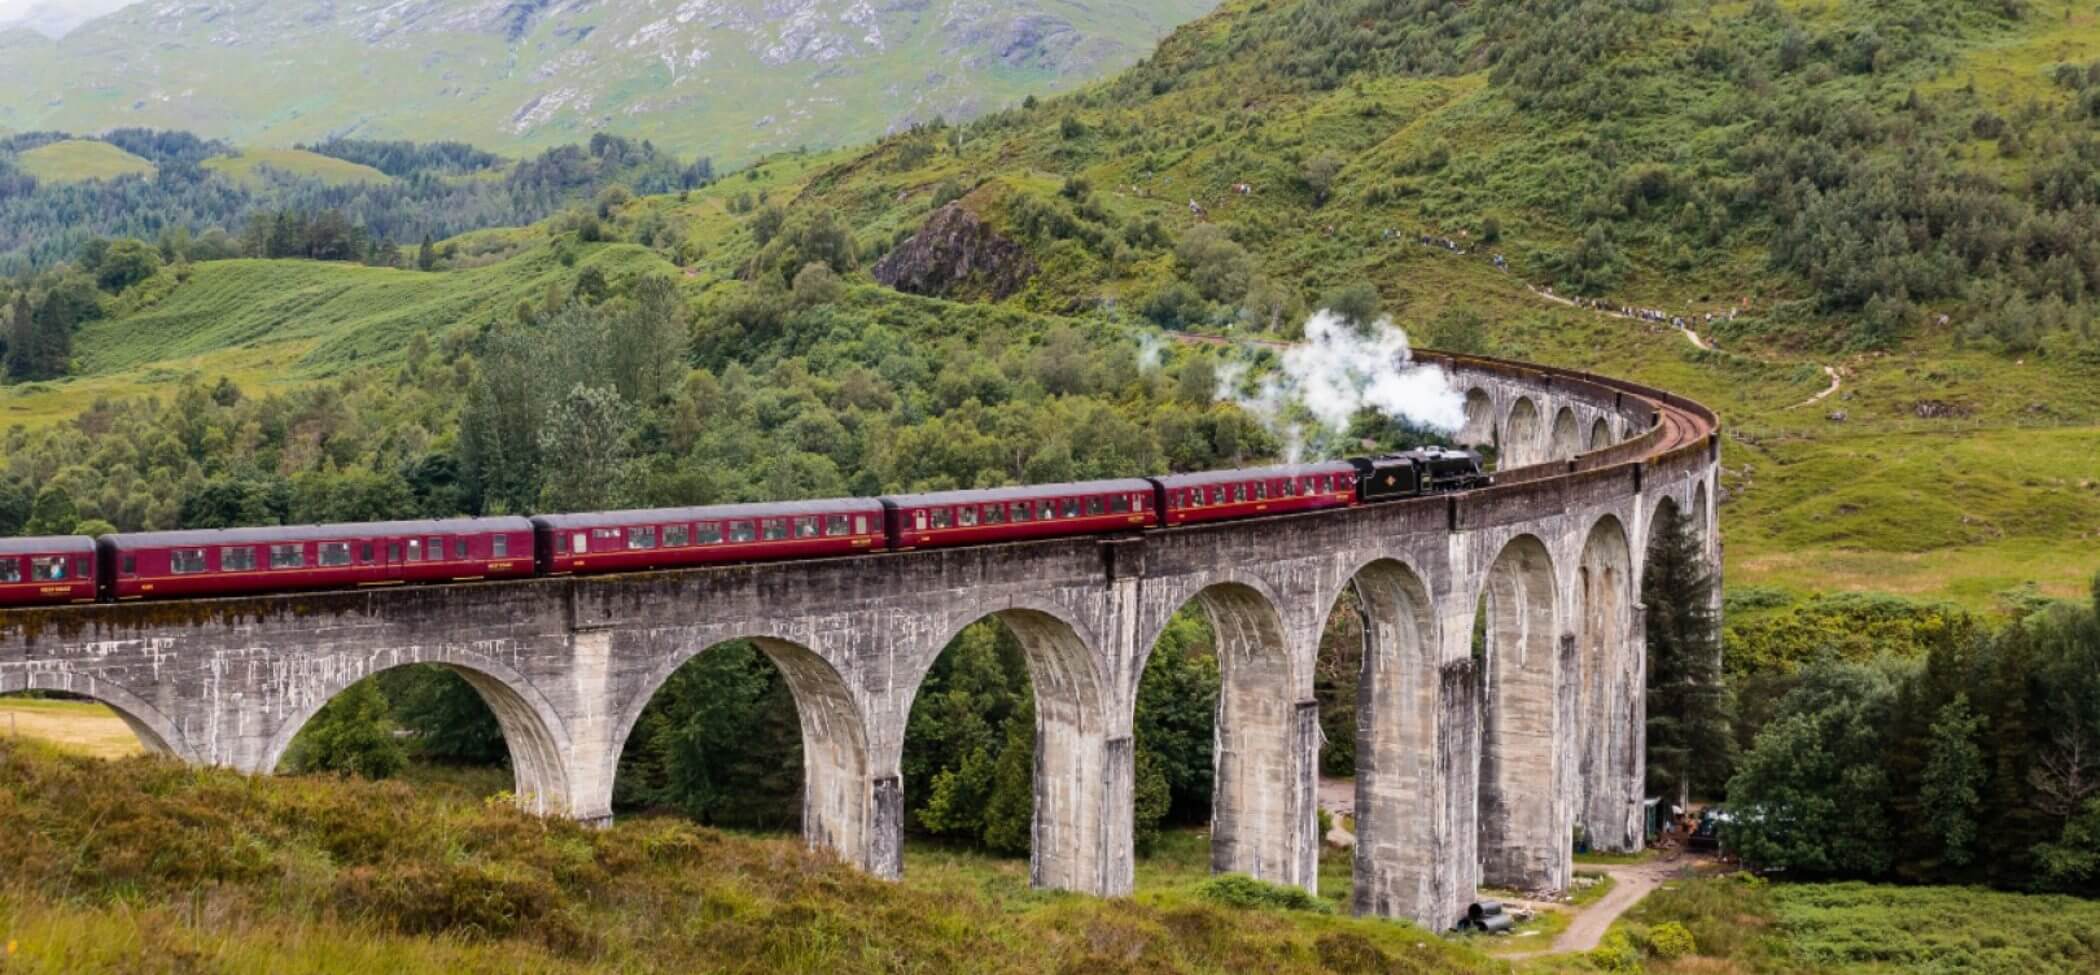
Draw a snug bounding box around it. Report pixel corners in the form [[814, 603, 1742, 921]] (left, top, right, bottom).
[[1506, 857, 1699, 958]]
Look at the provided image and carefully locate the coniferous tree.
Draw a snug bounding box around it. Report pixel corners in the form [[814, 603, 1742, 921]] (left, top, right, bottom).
[[1643, 503, 1734, 805], [417, 233, 437, 271], [5, 292, 31, 380]]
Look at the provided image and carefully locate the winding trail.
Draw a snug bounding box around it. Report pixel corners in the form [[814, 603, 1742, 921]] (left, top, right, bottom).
[[1785, 365, 1844, 411], [1502, 858, 1692, 959]]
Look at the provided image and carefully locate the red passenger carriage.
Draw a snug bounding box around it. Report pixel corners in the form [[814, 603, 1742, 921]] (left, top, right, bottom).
[[882, 480, 1157, 550], [1153, 462, 1358, 527], [99, 518, 536, 600], [0, 536, 97, 606], [531, 499, 887, 576]]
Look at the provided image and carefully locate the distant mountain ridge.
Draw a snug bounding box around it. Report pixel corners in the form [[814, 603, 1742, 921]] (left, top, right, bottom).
[[0, 0, 136, 39], [0, 0, 1217, 164]]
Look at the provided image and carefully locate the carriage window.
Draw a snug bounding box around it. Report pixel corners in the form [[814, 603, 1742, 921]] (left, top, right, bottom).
[[825, 515, 850, 536], [1009, 502, 1032, 523], [0, 558, 17, 582], [408, 539, 423, 561], [1232, 484, 1247, 502], [1038, 500, 1057, 520], [1317, 476, 1331, 493], [698, 523, 723, 544], [729, 521, 756, 543], [1086, 497, 1105, 515], [1254, 482, 1268, 500], [570, 534, 587, 555], [428, 537, 444, 559], [121, 555, 136, 575], [983, 503, 1004, 525], [166, 550, 205, 576], [958, 506, 977, 527], [1135, 494, 1148, 510], [762, 519, 787, 541], [930, 507, 952, 529], [319, 543, 351, 567], [1110, 495, 1131, 513], [493, 535, 510, 557], [913, 511, 928, 530], [220, 547, 253, 571], [270, 544, 304, 569], [1062, 499, 1081, 518], [30, 557, 66, 580], [454, 538, 469, 559], [388, 543, 402, 562], [1211, 486, 1227, 504], [360, 543, 375, 563], [795, 516, 819, 539], [664, 525, 689, 547], [855, 515, 869, 534], [628, 526, 657, 550]]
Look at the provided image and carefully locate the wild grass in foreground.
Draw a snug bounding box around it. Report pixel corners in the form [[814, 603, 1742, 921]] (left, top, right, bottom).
[[1623, 873, 2100, 975], [0, 741, 1497, 974]]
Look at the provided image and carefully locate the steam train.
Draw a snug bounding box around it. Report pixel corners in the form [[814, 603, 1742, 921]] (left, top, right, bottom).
[[0, 448, 1487, 608]]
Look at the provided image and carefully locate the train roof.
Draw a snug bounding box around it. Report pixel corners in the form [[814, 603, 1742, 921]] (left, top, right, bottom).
[[1151, 461, 1356, 489], [530, 498, 885, 531], [883, 478, 1156, 509], [102, 517, 536, 550], [0, 535, 97, 556]]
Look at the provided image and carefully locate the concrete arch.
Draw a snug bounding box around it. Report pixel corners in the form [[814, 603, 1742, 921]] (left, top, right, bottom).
[[612, 632, 876, 869], [1185, 580, 1311, 889], [1550, 407, 1581, 461], [1574, 515, 1639, 852], [1587, 417, 1613, 452], [911, 604, 1115, 893], [1460, 388, 1497, 447], [1339, 558, 1443, 919], [261, 651, 574, 817], [1691, 481, 1714, 565], [1474, 533, 1567, 892], [0, 669, 188, 759], [1504, 397, 1542, 469]]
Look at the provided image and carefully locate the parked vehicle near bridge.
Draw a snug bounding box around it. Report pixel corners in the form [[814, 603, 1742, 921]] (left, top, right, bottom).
[[0, 451, 1487, 607]]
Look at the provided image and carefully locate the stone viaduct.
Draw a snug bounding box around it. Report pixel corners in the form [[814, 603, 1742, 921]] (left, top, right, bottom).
[[0, 351, 1720, 931]]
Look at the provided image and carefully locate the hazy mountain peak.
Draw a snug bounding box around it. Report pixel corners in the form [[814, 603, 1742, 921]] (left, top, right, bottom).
[[0, 0, 1217, 161]]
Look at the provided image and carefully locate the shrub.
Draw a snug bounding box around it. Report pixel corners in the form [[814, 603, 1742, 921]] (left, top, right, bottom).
[[1589, 928, 1642, 972], [1195, 874, 1331, 913], [1647, 921, 1697, 959]]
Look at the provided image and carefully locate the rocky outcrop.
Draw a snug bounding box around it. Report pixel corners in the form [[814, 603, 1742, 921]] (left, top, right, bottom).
[[873, 203, 1035, 300]]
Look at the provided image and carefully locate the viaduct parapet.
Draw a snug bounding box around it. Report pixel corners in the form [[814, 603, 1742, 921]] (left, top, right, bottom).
[[0, 351, 1721, 930]]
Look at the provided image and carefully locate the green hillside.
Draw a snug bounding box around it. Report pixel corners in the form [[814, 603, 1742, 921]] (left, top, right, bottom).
[[202, 147, 392, 188], [15, 138, 152, 182]]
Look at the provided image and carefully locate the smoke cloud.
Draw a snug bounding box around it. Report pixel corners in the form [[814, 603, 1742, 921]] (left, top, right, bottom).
[[1213, 310, 1464, 461], [1135, 330, 1166, 373]]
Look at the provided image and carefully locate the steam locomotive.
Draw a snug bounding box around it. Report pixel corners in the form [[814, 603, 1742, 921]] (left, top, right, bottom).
[[0, 448, 1487, 608]]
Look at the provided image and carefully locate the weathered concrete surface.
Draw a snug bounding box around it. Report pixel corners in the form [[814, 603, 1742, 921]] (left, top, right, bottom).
[[0, 351, 1720, 931]]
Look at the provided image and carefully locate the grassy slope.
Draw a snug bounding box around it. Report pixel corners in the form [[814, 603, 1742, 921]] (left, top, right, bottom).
[[14, 139, 154, 183], [201, 147, 392, 188], [0, 740, 1502, 974]]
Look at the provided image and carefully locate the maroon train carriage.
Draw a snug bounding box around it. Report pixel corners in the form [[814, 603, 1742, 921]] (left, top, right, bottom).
[[1153, 461, 1359, 527], [0, 536, 97, 607], [531, 499, 888, 576], [100, 517, 537, 601], [882, 479, 1157, 551]]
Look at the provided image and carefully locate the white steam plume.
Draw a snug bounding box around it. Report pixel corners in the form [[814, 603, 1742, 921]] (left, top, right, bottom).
[[1214, 310, 1465, 461], [1135, 330, 1166, 373]]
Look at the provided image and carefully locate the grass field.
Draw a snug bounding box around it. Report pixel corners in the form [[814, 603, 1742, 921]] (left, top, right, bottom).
[[14, 139, 154, 183], [1624, 874, 2100, 974], [0, 698, 143, 760], [201, 147, 391, 188]]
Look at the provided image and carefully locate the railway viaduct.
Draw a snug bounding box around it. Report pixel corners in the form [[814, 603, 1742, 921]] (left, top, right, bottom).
[[0, 351, 1720, 931]]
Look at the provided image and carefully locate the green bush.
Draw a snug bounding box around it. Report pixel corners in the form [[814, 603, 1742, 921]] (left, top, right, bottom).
[[1195, 874, 1331, 913], [1646, 921, 1696, 959], [1588, 928, 1642, 972]]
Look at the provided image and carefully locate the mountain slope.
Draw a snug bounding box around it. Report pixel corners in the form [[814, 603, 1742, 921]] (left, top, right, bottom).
[[0, 0, 1218, 165]]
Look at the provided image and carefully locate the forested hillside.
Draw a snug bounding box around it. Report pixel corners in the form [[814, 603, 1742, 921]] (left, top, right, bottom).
[[0, 129, 714, 273]]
